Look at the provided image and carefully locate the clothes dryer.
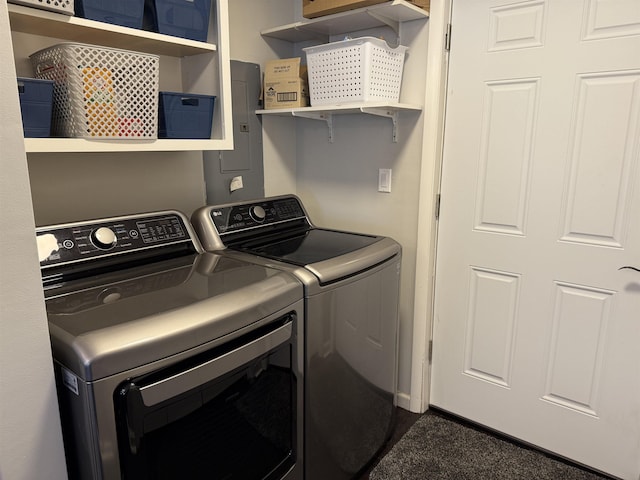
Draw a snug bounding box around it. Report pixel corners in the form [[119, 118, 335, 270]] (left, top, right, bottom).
[[38, 210, 304, 480]]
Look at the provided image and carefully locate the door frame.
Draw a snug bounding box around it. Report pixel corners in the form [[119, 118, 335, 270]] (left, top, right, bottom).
[[409, 0, 452, 413]]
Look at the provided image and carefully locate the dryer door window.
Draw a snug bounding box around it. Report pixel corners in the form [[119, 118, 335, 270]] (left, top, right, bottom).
[[113, 317, 296, 480]]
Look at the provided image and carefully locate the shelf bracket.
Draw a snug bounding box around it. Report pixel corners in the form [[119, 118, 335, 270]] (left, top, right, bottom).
[[292, 24, 329, 43], [292, 111, 334, 143], [361, 107, 399, 142], [366, 11, 400, 37]]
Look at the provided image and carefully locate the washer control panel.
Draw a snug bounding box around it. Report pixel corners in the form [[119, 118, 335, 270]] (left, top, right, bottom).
[[37, 212, 193, 268], [209, 196, 307, 235]]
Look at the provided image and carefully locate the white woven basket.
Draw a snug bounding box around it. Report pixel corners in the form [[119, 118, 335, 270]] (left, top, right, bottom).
[[9, 0, 74, 15], [303, 36, 408, 106], [30, 43, 159, 139]]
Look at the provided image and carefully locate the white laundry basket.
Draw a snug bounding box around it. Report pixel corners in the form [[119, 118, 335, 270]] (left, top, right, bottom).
[[30, 43, 159, 139], [9, 0, 74, 15], [303, 36, 408, 106]]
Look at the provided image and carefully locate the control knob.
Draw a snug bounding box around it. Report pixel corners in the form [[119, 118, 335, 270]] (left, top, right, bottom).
[[249, 205, 266, 222], [91, 227, 117, 250]]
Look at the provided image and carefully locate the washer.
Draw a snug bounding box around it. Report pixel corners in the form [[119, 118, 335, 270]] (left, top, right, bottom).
[[192, 195, 401, 480], [37, 210, 304, 480]]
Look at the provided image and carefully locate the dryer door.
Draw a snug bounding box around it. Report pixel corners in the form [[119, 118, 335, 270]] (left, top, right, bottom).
[[114, 318, 297, 480]]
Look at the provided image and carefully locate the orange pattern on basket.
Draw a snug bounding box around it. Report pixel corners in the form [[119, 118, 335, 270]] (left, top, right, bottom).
[[82, 67, 117, 137]]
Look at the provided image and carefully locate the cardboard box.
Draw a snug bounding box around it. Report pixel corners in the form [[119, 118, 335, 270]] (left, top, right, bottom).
[[303, 0, 386, 18], [302, 0, 429, 18], [264, 58, 309, 110], [409, 0, 430, 10]]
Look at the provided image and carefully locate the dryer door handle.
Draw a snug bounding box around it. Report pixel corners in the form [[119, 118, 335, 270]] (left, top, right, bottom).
[[139, 321, 292, 407]]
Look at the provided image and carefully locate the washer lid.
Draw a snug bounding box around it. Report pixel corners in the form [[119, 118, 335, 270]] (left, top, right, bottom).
[[233, 229, 401, 285], [47, 253, 302, 381], [234, 228, 381, 266]]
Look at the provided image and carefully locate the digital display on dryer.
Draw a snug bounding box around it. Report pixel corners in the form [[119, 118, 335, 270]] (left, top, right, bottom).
[[136, 216, 186, 244]]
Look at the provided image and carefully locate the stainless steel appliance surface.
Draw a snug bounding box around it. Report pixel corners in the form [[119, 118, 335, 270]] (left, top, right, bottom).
[[191, 195, 402, 480], [37, 210, 304, 480]]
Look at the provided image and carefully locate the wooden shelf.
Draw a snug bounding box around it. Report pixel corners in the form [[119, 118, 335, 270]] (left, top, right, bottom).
[[8, 3, 216, 57], [260, 0, 429, 42]]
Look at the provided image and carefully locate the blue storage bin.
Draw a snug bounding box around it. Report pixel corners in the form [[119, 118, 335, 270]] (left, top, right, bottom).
[[158, 92, 215, 139], [75, 0, 145, 29], [17, 77, 54, 138], [144, 0, 211, 42]]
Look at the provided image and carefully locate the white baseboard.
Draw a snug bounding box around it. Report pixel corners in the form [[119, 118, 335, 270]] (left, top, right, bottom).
[[396, 391, 411, 411]]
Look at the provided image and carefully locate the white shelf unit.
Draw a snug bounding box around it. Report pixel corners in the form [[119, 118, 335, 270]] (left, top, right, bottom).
[[8, 2, 232, 153], [258, 0, 428, 142]]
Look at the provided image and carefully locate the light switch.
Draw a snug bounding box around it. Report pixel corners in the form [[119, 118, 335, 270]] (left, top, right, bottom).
[[378, 168, 392, 193]]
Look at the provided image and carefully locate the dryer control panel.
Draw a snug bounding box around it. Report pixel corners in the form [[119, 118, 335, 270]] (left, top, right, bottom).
[[208, 196, 307, 235], [37, 212, 197, 269]]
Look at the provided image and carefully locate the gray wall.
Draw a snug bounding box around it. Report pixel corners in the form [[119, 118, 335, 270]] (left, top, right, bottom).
[[228, 0, 299, 196], [27, 151, 206, 226]]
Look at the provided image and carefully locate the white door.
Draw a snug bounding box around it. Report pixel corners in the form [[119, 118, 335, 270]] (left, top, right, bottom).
[[431, 1, 640, 478]]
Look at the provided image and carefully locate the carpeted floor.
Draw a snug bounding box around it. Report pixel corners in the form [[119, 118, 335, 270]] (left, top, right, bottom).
[[367, 410, 613, 480], [357, 408, 421, 479]]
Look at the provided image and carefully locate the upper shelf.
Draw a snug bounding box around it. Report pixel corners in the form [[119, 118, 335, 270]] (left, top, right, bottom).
[[260, 0, 429, 42], [8, 3, 216, 57]]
